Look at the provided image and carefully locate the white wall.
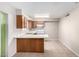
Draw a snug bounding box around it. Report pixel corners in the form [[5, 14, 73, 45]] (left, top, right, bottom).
[[59, 7, 79, 56], [0, 3, 16, 57], [44, 21, 59, 40]]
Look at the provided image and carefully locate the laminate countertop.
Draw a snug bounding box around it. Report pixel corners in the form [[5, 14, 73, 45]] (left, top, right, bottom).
[[14, 33, 48, 38]]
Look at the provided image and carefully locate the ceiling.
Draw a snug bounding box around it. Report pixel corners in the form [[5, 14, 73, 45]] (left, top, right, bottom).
[[9, 2, 79, 18]]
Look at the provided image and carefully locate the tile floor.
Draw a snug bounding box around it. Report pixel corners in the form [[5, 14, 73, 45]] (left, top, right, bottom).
[[13, 40, 77, 57]]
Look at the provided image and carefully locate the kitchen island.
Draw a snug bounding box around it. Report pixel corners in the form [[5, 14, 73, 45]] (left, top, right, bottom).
[[14, 34, 48, 53]]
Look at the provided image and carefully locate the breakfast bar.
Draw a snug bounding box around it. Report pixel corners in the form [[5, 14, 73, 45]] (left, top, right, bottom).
[[14, 34, 48, 53]]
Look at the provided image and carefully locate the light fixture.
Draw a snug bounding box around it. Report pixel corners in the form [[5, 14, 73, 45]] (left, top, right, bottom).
[[34, 14, 49, 18]]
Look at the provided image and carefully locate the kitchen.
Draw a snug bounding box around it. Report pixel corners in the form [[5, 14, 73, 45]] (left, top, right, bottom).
[[0, 2, 79, 57], [14, 9, 49, 52]]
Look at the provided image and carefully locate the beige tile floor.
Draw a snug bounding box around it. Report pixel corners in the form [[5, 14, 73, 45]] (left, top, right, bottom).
[[13, 40, 77, 57]]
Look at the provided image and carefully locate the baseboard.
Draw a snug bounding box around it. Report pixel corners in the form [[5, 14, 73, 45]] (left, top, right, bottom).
[[59, 40, 79, 57]]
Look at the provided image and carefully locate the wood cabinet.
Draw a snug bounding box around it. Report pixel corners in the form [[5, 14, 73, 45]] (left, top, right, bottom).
[[28, 20, 32, 29], [32, 21, 37, 28], [16, 15, 45, 29], [28, 21, 45, 29], [32, 21, 45, 28], [28, 20, 35, 29], [23, 16, 27, 28], [16, 15, 23, 28], [17, 38, 44, 53], [16, 15, 27, 28]]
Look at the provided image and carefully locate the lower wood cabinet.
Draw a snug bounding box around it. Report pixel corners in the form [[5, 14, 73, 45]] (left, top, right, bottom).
[[17, 38, 44, 53]]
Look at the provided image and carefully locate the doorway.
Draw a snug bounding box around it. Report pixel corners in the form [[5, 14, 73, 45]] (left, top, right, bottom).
[[0, 11, 8, 57]]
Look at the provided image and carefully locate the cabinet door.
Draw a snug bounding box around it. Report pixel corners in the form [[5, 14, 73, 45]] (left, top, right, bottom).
[[30, 38, 44, 52], [28, 20, 33, 29], [16, 15, 23, 28], [30, 39, 35, 52], [17, 38, 31, 52], [33, 21, 45, 28], [27, 21, 38, 29], [35, 39, 44, 52], [24, 18, 27, 28], [22, 17, 27, 28], [32, 21, 37, 28], [17, 38, 23, 52]]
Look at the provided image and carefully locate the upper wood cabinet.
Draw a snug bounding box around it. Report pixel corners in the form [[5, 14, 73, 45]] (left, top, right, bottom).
[[33, 21, 45, 28], [16, 15, 45, 29], [16, 15, 27, 29], [28, 20, 37, 29], [28, 20, 45, 29], [28, 20, 33, 29], [22, 16, 27, 28], [16, 15, 23, 28]]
